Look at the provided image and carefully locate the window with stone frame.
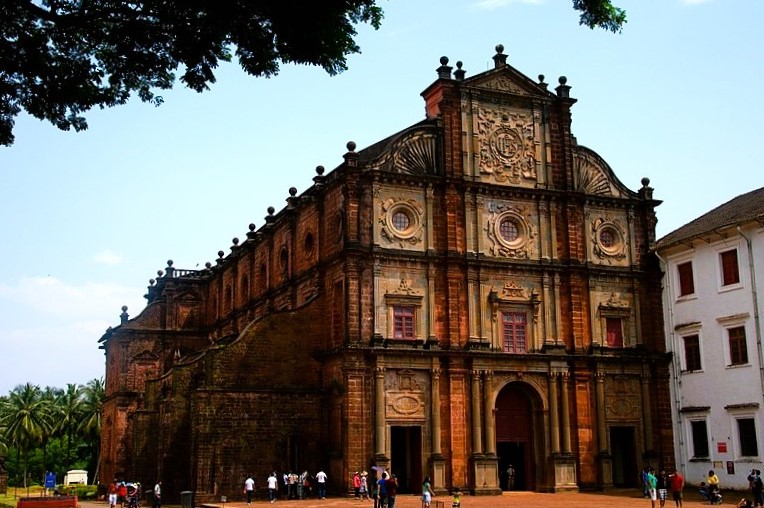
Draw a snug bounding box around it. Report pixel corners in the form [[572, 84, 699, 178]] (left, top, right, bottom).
[[737, 417, 759, 457], [501, 311, 527, 353], [683, 334, 702, 372], [728, 326, 748, 366], [677, 261, 695, 297], [393, 305, 416, 339], [605, 317, 623, 348], [597, 295, 631, 348], [690, 419, 710, 458], [720, 249, 740, 287]]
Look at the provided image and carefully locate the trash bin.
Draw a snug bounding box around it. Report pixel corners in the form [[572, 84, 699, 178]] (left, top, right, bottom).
[[180, 491, 194, 508]]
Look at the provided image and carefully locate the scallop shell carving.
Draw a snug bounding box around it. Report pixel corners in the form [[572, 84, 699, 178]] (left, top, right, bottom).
[[392, 134, 436, 175]]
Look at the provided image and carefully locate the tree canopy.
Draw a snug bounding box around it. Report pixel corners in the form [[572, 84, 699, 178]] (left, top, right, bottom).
[[0, 0, 625, 147]]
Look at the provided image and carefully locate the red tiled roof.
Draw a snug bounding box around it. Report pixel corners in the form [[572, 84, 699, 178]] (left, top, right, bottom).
[[656, 186, 764, 248]]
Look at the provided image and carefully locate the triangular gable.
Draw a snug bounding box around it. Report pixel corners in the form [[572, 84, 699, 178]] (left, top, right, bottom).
[[462, 65, 553, 99], [133, 349, 160, 362]]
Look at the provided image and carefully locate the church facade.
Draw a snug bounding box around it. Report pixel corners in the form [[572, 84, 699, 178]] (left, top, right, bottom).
[[99, 46, 673, 501]]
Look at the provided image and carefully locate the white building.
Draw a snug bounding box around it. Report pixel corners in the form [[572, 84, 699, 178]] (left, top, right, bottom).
[[656, 187, 764, 490]]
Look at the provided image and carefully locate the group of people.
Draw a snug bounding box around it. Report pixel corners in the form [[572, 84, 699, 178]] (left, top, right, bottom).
[[640, 467, 685, 508], [251, 469, 327, 503], [736, 468, 764, 508], [107, 480, 161, 508]]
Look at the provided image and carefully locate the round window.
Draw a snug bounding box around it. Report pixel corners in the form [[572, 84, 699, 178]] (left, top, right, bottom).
[[599, 229, 615, 248], [392, 211, 411, 232], [499, 218, 519, 243]]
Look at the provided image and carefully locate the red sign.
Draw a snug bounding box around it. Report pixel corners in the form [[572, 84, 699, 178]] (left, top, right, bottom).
[[717, 442, 727, 453]]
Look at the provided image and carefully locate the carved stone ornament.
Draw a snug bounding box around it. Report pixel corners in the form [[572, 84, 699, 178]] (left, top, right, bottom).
[[574, 149, 614, 196], [477, 107, 536, 184], [591, 217, 627, 261], [388, 278, 423, 297], [485, 202, 535, 258], [379, 197, 425, 247], [488, 281, 541, 324], [385, 369, 426, 420], [599, 292, 630, 312], [476, 75, 530, 95]]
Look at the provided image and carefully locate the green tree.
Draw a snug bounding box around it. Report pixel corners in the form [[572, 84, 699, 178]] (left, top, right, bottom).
[[53, 384, 84, 472], [78, 378, 104, 485], [0, 383, 51, 488], [0, 0, 626, 147]]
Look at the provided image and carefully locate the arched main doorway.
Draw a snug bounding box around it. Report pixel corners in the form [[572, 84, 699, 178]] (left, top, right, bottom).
[[495, 383, 537, 491]]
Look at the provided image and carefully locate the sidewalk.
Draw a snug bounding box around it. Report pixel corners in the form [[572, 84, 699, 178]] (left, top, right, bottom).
[[77, 489, 735, 508]]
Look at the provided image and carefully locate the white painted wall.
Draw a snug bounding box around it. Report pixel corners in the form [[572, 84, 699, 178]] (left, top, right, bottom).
[[659, 222, 764, 491]]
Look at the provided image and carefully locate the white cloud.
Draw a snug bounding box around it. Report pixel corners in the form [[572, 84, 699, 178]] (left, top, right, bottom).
[[94, 249, 124, 265], [473, 0, 543, 10]]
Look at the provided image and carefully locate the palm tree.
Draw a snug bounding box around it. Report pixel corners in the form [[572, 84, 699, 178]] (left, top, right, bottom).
[[54, 384, 84, 472], [39, 387, 60, 482], [0, 383, 51, 488], [79, 378, 104, 485]]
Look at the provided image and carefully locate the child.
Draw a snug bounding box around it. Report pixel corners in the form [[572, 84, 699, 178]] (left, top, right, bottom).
[[422, 476, 434, 508], [451, 487, 461, 508]]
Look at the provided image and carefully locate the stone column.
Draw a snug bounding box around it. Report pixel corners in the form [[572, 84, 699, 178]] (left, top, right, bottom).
[[549, 372, 560, 454], [595, 370, 608, 453], [375, 366, 386, 456], [431, 368, 442, 455], [471, 370, 483, 454], [560, 372, 572, 454], [641, 371, 654, 452], [483, 371, 496, 455]]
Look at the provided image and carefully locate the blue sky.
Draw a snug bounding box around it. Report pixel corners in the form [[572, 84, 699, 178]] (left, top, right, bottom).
[[1, 0, 762, 394]]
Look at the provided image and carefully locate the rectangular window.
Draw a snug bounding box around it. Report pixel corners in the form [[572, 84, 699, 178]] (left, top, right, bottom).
[[677, 261, 695, 297], [502, 312, 527, 353], [738, 418, 759, 457], [393, 306, 415, 339], [728, 326, 748, 365], [691, 420, 710, 458], [605, 318, 624, 347], [683, 334, 702, 371], [720, 249, 740, 286]]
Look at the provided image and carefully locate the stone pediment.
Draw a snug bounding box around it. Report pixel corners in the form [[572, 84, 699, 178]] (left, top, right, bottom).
[[133, 349, 159, 362], [573, 145, 637, 198], [463, 66, 552, 99]]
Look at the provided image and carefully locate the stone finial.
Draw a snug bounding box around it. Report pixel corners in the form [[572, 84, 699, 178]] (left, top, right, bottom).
[[314, 165, 326, 187], [120, 306, 129, 324], [218, 250, 224, 258], [454, 61, 466, 81], [639, 177, 654, 200], [493, 44, 507, 68], [287, 187, 298, 208], [344, 141, 359, 167], [538, 74, 548, 90], [157, 270, 164, 277], [555, 76, 571, 98], [232, 237, 239, 247], [437, 56, 453, 79], [316, 165, 325, 176], [205, 261, 212, 269], [247, 223, 257, 240], [265, 206, 276, 224], [149, 279, 155, 286]]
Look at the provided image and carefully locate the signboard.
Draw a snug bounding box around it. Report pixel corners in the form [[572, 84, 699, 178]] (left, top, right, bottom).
[[45, 472, 56, 489], [717, 442, 727, 453]]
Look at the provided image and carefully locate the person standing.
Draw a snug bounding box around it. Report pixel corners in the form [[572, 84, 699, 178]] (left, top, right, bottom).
[[244, 475, 255, 506], [507, 464, 516, 491], [267, 472, 278, 503], [353, 472, 361, 499], [669, 468, 685, 508], [646, 468, 657, 508], [707, 469, 721, 499], [422, 476, 435, 508], [377, 472, 388, 508], [385, 474, 398, 508], [360, 472, 369, 501], [657, 469, 669, 508], [316, 469, 327, 500], [752, 470, 763, 507], [108, 479, 119, 508], [153, 481, 162, 508]]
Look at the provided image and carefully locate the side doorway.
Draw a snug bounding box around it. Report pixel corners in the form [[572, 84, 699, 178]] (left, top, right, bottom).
[[495, 383, 536, 491], [390, 425, 423, 493], [610, 426, 638, 488]]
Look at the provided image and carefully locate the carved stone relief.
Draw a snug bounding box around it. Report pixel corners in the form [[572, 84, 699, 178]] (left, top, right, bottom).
[[378, 197, 425, 248], [574, 150, 614, 196], [385, 369, 426, 420], [485, 201, 536, 258], [590, 215, 628, 263], [477, 107, 537, 185], [604, 375, 640, 420]]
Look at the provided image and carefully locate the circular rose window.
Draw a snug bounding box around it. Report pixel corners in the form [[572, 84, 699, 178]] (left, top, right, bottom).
[[493, 211, 528, 249], [596, 224, 624, 256], [392, 211, 411, 232]]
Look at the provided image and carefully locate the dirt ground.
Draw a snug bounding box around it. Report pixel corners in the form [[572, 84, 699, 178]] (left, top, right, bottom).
[[75, 488, 740, 508]]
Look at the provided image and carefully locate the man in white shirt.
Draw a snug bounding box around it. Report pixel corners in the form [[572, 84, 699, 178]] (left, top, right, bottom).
[[267, 472, 278, 503], [153, 482, 161, 508], [316, 470, 327, 499], [244, 476, 255, 505]]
